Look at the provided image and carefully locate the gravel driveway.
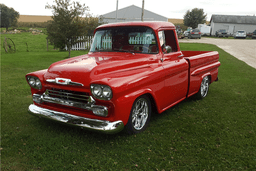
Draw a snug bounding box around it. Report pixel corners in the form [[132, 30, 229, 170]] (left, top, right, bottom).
[[179, 38, 256, 69]]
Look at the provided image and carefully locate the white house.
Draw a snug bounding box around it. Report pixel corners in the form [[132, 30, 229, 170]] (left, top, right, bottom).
[[101, 5, 168, 23], [210, 15, 256, 36]]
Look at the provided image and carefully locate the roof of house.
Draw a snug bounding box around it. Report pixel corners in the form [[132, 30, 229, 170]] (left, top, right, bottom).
[[101, 5, 167, 22], [210, 15, 256, 25]]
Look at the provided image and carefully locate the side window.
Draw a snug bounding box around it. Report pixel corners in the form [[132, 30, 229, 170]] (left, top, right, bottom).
[[158, 31, 165, 47], [159, 30, 178, 53], [164, 30, 178, 52]]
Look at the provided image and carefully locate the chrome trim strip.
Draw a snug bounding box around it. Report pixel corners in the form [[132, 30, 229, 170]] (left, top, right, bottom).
[[43, 95, 108, 116], [46, 79, 55, 83], [46, 78, 84, 86], [33, 92, 108, 117], [28, 104, 124, 134], [46, 89, 90, 102]]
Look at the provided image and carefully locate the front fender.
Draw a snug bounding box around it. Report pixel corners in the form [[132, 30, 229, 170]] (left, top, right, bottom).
[[113, 88, 156, 125], [25, 69, 48, 95]]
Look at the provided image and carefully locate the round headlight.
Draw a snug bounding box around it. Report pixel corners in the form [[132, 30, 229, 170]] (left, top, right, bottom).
[[91, 84, 112, 100], [93, 85, 102, 96], [35, 78, 42, 89], [103, 86, 112, 98], [29, 77, 36, 87], [27, 76, 42, 89]]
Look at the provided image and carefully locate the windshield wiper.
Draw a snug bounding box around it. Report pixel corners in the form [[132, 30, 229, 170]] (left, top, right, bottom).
[[114, 49, 135, 54]]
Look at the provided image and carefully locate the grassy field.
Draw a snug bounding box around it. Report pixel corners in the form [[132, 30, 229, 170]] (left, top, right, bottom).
[[1, 29, 49, 52], [1, 31, 256, 170]]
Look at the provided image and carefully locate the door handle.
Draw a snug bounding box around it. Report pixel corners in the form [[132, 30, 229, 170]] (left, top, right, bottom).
[[178, 54, 184, 58]]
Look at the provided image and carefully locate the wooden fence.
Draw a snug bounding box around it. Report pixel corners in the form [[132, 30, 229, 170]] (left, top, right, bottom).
[[94, 36, 112, 50], [65, 36, 93, 51]]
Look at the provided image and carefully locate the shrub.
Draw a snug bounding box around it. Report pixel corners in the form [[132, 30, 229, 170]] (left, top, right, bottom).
[[17, 22, 49, 28]]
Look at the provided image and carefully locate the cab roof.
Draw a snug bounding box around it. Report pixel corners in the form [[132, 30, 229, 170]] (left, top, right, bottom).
[[95, 21, 176, 31]]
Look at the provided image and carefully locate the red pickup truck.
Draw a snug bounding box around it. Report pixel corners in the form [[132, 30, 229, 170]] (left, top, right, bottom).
[[26, 22, 220, 134]]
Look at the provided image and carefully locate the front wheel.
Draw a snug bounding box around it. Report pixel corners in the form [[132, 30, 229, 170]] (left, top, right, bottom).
[[125, 95, 151, 134], [195, 76, 210, 99]]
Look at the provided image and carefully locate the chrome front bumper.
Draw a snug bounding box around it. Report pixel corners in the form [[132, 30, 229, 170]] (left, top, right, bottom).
[[28, 104, 124, 134]]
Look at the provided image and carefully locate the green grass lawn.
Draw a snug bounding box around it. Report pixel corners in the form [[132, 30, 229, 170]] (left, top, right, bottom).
[[1, 31, 51, 53], [1, 31, 256, 170]]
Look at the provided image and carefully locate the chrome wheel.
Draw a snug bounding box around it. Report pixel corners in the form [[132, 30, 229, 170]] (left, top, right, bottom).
[[132, 98, 149, 130], [125, 95, 151, 134], [200, 76, 209, 98], [195, 76, 210, 99]]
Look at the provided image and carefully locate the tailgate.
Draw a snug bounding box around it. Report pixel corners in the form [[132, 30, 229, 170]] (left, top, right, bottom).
[[182, 51, 221, 97]]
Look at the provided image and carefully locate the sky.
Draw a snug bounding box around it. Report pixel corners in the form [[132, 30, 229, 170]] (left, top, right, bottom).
[[2, 0, 256, 21]]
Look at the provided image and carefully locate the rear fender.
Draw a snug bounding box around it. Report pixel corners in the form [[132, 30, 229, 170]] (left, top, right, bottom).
[[194, 72, 211, 93], [201, 72, 211, 84], [188, 72, 211, 98]]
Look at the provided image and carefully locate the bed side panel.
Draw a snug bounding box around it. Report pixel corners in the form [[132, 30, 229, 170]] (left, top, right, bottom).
[[183, 51, 220, 97]]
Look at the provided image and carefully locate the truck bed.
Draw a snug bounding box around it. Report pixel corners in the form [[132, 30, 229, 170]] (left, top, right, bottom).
[[182, 51, 221, 97]]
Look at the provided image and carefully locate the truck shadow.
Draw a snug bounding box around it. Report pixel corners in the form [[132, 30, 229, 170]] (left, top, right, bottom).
[[150, 95, 199, 125], [29, 95, 200, 140]]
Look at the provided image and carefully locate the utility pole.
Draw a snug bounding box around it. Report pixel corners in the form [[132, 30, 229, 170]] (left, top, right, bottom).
[[141, 0, 145, 21], [116, 0, 118, 22]]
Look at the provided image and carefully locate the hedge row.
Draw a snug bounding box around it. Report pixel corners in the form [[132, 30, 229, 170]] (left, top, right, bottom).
[[17, 22, 50, 28]]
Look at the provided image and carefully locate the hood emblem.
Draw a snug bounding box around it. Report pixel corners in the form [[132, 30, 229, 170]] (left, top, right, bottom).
[[46, 78, 84, 86]]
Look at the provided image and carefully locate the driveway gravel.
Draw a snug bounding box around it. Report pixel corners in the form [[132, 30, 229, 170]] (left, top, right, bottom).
[[179, 38, 256, 69]]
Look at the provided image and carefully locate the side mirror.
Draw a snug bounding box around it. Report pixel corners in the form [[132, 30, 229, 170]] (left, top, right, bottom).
[[163, 45, 172, 53]]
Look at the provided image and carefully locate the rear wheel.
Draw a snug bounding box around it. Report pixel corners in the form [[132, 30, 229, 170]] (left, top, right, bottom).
[[195, 76, 210, 99], [125, 95, 151, 134]]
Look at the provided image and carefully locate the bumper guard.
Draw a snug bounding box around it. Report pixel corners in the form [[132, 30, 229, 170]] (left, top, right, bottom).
[[28, 104, 124, 134]]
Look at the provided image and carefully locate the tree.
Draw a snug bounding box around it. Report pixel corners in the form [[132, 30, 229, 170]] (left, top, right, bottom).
[[85, 16, 104, 36], [46, 0, 91, 57], [183, 8, 207, 29], [0, 4, 19, 31]]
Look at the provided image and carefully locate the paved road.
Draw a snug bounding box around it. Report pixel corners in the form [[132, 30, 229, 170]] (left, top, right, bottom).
[[179, 38, 256, 69]]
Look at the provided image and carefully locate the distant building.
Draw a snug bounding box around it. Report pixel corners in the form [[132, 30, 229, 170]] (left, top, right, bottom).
[[210, 15, 256, 35], [101, 5, 168, 23]]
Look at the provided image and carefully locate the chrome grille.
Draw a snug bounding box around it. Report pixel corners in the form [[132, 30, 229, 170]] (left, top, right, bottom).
[[46, 89, 90, 103]]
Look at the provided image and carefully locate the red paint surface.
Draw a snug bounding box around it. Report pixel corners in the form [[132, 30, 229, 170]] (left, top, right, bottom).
[[26, 22, 220, 126]]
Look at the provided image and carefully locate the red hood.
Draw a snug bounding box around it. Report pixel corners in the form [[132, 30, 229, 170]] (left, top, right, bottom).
[[43, 52, 153, 88]]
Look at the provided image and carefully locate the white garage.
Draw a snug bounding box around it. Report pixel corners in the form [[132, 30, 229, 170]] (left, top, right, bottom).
[[210, 15, 256, 36]]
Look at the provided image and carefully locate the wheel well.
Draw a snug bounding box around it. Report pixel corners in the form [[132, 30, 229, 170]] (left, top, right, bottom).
[[202, 74, 212, 84], [144, 93, 158, 114], [208, 75, 212, 84]]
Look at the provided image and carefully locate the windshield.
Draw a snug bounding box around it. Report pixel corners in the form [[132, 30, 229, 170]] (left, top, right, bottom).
[[192, 29, 200, 32], [238, 31, 245, 33], [90, 26, 158, 54], [220, 30, 226, 33]]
